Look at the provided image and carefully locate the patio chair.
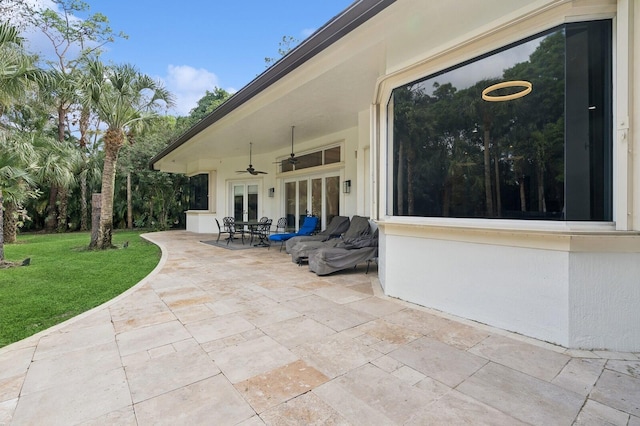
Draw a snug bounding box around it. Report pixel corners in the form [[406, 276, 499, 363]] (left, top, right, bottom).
[[284, 215, 350, 254], [273, 217, 288, 234], [288, 215, 371, 264], [253, 218, 272, 247], [250, 216, 270, 243], [308, 229, 379, 276], [223, 216, 244, 245], [215, 218, 234, 244], [268, 215, 318, 251]]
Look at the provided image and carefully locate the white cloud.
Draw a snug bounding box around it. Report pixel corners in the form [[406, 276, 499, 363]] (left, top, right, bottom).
[[9, 0, 100, 65], [163, 65, 220, 116]]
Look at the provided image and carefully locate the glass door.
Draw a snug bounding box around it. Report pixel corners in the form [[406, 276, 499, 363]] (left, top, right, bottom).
[[284, 174, 340, 230], [232, 183, 259, 222]]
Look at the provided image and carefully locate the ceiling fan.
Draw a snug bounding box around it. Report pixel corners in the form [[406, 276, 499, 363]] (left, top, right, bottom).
[[236, 142, 268, 175], [276, 126, 298, 166]]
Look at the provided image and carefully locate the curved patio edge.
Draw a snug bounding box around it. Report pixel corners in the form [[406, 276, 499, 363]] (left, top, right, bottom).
[[0, 231, 168, 356]]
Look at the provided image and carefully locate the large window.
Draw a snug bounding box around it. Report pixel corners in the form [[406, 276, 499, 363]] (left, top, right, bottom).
[[189, 173, 208, 210], [388, 21, 612, 221]]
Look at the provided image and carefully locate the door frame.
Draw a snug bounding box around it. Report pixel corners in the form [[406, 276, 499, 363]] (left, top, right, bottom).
[[228, 180, 263, 222], [282, 171, 341, 231]]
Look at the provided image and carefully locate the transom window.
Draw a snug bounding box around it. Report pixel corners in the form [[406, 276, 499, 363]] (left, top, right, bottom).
[[387, 21, 612, 221], [280, 146, 341, 172]]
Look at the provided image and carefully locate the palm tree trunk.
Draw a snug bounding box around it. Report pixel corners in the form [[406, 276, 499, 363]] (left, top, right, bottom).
[[80, 168, 88, 231], [396, 140, 404, 215], [79, 107, 90, 231], [407, 149, 414, 216], [493, 149, 501, 217], [45, 185, 58, 231], [95, 130, 122, 249], [537, 166, 546, 212], [57, 187, 68, 232], [519, 176, 527, 212], [127, 171, 133, 229], [3, 202, 17, 243], [483, 128, 494, 217], [0, 189, 4, 262]]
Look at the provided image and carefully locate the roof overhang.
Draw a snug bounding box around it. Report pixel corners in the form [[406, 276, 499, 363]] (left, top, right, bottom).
[[150, 0, 396, 173], [151, 0, 565, 174]]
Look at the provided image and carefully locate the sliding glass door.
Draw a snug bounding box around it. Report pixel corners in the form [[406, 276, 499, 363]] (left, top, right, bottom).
[[284, 174, 340, 230]]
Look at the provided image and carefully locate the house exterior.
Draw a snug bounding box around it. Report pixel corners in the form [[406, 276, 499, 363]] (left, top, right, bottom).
[[151, 0, 640, 352]]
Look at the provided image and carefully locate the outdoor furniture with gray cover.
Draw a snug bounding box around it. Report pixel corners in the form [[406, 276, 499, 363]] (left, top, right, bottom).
[[289, 215, 371, 264], [308, 229, 378, 276], [284, 215, 350, 254], [268, 215, 319, 251]]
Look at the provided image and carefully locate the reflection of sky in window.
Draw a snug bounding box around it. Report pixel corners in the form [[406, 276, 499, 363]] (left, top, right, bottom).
[[414, 33, 553, 95]]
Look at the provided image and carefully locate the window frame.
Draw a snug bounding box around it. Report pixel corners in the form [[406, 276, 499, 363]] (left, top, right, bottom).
[[379, 19, 614, 228], [188, 172, 209, 211]]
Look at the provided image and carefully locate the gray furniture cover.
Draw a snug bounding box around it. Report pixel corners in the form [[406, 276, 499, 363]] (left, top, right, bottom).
[[308, 230, 378, 276], [284, 215, 350, 254], [289, 215, 371, 263]]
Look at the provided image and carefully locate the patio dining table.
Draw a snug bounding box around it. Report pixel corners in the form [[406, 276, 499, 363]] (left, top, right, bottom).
[[235, 221, 271, 247]]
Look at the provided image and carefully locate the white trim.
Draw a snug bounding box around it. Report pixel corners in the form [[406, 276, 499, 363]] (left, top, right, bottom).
[[615, 0, 632, 230], [374, 4, 619, 234]]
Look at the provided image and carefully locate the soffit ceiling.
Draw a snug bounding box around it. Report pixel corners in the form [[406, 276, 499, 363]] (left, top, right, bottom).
[[155, 0, 549, 171]]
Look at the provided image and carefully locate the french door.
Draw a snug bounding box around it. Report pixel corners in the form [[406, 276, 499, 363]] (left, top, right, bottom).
[[231, 182, 259, 222], [284, 174, 340, 230]]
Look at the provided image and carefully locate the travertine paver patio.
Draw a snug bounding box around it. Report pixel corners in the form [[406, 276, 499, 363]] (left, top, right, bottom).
[[1, 230, 639, 425]]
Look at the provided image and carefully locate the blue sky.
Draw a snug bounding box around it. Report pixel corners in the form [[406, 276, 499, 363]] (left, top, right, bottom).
[[57, 1, 354, 116]]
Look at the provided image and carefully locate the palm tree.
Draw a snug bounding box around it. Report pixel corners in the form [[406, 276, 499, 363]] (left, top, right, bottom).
[[0, 22, 45, 262], [86, 60, 174, 249], [38, 68, 79, 231], [0, 23, 46, 114], [0, 134, 39, 261], [30, 136, 80, 231]]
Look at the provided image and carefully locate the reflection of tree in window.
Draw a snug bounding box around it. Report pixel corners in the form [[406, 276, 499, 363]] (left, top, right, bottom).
[[325, 176, 340, 226], [390, 21, 611, 221], [189, 174, 208, 210]]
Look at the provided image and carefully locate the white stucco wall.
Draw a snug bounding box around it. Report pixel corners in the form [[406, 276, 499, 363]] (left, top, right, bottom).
[[381, 231, 640, 351], [381, 233, 570, 346], [185, 211, 217, 234], [568, 252, 640, 351]]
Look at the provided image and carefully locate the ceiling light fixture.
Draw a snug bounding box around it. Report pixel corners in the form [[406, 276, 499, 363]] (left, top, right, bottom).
[[482, 80, 532, 102]]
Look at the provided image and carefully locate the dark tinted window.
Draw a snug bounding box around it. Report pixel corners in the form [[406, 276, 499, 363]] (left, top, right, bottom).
[[388, 21, 611, 221], [189, 173, 208, 210]]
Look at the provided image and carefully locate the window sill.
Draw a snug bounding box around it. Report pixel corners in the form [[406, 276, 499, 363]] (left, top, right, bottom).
[[377, 217, 640, 253]]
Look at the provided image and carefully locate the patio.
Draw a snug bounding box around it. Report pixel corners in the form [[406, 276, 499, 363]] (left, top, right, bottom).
[[1, 230, 638, 425]]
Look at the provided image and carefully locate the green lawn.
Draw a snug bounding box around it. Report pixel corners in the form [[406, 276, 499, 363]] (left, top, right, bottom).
[[0, 231, 161, 347]]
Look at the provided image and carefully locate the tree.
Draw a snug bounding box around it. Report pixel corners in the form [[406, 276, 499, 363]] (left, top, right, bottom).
[[176, 87, 231, 129], [0, 23, 45, 116], [0, 22, 45, 261], [25, 0, 126, 232], [264, 35, 299, 67], [0, 134, 40, 261], [86, 60, 174, 249]]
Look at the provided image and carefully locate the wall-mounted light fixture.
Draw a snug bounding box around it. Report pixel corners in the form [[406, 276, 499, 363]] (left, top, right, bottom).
[[268, 187, 275, 198], [343, 180, 351, 194]]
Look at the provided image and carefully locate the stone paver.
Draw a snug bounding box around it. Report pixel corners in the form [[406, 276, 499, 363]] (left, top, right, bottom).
[[0, 230, 638, 425]]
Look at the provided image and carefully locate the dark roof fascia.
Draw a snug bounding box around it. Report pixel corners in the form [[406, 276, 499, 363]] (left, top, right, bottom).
[[149, 0, 396, 170]]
